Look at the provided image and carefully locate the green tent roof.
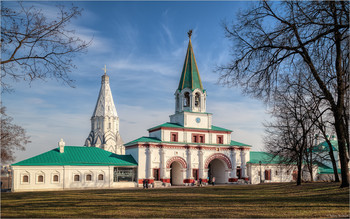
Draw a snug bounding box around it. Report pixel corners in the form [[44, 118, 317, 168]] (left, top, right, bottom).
[[147, 122, 232, 132], [125, 136, 251, 147], [247, 151, 285, 164], [12, 146, 137, 166], [178, 38, 204, 91]]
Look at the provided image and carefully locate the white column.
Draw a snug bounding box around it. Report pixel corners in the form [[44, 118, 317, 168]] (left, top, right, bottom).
[[187, 148, 192, 180], [231, 148, 237, 180], [198, 149, 204, 179], [241, 149, 247, 178], [147, 147, 153, 179], [160, 147, 166, 179]]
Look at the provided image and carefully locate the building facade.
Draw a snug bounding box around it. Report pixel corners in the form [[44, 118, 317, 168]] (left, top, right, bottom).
[[11, 139, 137, 192], [125, 34, 251, 186]]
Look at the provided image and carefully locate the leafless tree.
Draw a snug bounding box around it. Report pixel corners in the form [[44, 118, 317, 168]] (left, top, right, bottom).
[[1, 1, 91, 92], [264, 76, 318, 185], [220, 1, 349, 187], [0, 107, 30, 164]]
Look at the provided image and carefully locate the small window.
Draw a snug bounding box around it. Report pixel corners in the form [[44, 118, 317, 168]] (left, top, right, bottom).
[[275, 170, 278, 176], [193, 135, 198, 143], [38, 175, 44, 182], [286, 170, 290, 175], [53, 175, 59, 182], [109, 123, 111, 129], [98, 174, 104, 181], [74, 174, 80, 182], [217, 135, 224, 144], [23, 175, 29, 182], [86, 174, 92, 181], [199, 135, 204, 143], [171, 132, 178, 142]]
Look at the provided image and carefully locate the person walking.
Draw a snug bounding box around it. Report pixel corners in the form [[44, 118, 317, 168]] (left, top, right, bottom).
[[143, 179, 146, 189], [212, 177, 216, 186], [199, 178, 202, 187]]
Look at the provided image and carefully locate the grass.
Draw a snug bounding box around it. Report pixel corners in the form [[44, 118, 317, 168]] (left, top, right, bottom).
[[1, 182, 349, 218]]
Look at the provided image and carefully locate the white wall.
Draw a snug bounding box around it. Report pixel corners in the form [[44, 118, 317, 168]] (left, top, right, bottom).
[[11, 165, 136, 192]]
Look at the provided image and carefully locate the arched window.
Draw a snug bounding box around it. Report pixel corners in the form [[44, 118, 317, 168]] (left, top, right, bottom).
[[74, 174, 80, 182], [23, 175, 29, 182], [38, 175, 44, 182], [98, 174, 104, 181], [184, 92, 190, 107], [53, 175, 59, 182], [195, 93, 200, 107], [86, 174, 92, 181], [109, 122, 111, 129]]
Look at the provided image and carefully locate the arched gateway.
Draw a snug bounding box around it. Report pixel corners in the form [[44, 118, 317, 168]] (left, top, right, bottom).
[[205, 153, 232, 184]]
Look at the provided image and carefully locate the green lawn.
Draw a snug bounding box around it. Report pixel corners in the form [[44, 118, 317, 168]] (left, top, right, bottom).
[[1, 182, 349, 218]]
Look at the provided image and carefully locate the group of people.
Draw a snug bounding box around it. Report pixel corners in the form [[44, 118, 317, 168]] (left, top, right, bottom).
[[142, 179, 150, 189], [191, 177, 216, 186]]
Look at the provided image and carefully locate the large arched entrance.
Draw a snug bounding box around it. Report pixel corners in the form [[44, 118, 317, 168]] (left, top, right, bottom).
[[170, 162, 183, 185], [208, 159, 226, 184]]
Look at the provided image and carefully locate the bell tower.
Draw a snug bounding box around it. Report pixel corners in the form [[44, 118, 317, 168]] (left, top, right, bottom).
[[170, 31, 212, 129], [85, 66, 125, 154]]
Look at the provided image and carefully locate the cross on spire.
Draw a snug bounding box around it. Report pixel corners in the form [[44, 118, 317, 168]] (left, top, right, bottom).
[[103, 65, 107, 75], [187, 29, 193, 39]]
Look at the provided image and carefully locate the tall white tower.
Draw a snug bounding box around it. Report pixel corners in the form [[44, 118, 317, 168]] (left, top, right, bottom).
[[85, 67, 125, 154]]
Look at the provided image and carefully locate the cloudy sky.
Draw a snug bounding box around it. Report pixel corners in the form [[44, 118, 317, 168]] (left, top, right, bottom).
[[3, 1, 269, 163]]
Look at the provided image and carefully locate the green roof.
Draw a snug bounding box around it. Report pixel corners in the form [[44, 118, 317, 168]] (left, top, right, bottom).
[[125, 136, 251, 147], [230, 140, 251, 147], [312, 140, 338, 152], [318, 166, 341, 174], [247, 151, 285, 164], [12, 146, 137, 166], [147, 122, 232, 132], [178, 38, 204, 91]]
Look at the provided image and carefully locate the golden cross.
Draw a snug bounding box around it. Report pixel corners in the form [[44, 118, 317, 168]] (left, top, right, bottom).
[[103, 65, 107, 75]]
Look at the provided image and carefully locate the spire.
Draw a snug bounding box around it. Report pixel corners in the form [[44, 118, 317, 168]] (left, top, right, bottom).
[[178, 30, 204, 91], [92, 67, 118, 117]]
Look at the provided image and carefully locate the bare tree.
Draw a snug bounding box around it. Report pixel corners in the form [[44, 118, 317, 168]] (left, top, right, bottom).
[[264, 76, 317, 185], [220, 1, 349, 187], [1, 1, 91, 92], [1, 107, 30, 164]]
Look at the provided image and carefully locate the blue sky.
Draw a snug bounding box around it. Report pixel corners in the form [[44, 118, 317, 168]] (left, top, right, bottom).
[[3, 1, 269, 163]]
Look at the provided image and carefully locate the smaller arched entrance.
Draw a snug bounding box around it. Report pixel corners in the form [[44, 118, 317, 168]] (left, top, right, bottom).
[[166, 156, 187, 186], [170, 162, 183, 185]]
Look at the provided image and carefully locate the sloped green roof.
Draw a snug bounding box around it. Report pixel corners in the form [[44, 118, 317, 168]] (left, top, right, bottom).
[[125, 136, 251, 147], [312, 140, 338, 152], [318, 166, 341, 174], [124, 137, 162, 145], [12, 146, 137, 166], [230, 140, 251, 147], [247, 151, 285, 164], [178, 39, 204, 91], [147, 122, 232, 132]]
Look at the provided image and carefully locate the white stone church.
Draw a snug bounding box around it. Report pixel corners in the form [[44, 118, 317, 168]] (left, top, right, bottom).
[[11, 34, 338, 192]]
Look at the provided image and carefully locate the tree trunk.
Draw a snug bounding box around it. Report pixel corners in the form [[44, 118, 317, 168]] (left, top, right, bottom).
[[324, 138, 340, 182]]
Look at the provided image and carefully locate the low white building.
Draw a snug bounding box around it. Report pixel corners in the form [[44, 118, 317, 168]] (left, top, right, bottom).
[[11, 139, 137, 192]]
